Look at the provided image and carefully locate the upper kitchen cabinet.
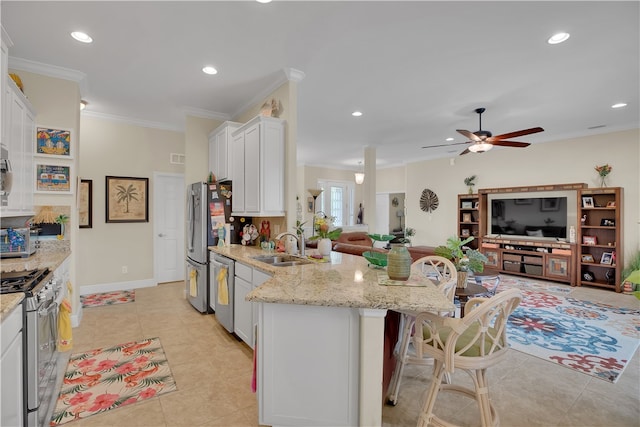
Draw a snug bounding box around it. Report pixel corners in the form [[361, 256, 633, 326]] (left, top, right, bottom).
[[231, 116, 285, 217], [208, 121, 241, 182], [1, 76, 36, 217]]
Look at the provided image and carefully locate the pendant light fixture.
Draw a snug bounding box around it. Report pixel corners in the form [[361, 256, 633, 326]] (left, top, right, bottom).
[[355, 161, 365, 184]]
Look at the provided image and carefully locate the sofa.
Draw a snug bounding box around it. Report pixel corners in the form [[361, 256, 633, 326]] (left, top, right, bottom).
[[330, 232, 437, 261]]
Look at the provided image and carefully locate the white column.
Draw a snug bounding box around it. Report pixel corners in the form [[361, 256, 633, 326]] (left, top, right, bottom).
[[358, 308, 387, 426], [364, 146, 376, 233]]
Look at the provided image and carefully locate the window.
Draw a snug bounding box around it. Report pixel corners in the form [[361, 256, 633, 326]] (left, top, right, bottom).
[[317, 180, 355, 226]]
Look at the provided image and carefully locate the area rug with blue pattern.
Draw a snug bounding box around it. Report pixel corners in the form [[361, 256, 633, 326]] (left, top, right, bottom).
[[497, 277, 640, 383]]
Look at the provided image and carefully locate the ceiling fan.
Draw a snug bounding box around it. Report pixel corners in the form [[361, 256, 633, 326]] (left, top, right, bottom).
[[423, 108, 544, 155]]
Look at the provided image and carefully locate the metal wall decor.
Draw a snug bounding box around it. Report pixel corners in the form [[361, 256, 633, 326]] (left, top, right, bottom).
[[419, 188, 439, 213]]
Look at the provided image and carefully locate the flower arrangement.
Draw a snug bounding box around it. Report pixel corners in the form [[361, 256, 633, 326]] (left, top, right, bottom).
[[310, 214, 342, 240], [595, 164, 612, 187]]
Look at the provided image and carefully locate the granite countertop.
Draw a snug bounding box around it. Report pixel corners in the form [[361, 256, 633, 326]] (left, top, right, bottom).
[[0, 293, 24, 322], [209, 245, 454, 313], [1, 250, 71, 273]]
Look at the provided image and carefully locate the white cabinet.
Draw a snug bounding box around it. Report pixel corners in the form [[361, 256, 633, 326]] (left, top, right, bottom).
[[1, 303, 24, 427], [234, 262, 272, 350], [1, 26, 12, 147], [208, 121, 240, 182], [231, 116, 285, 217], [1, 77, 36, 216]]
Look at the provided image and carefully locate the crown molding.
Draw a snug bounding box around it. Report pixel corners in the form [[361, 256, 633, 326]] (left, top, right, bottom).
[[8, 56, 88, 96], [181, 106, 230, 121], [82, 110, 183, 132], [232, 67, 306, 119]]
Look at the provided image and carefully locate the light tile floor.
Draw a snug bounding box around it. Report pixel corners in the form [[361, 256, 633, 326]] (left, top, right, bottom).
[[52, 280, 639, 427]]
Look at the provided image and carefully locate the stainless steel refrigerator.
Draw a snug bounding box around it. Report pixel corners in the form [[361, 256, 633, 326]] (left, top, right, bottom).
[[186, 182, 211, 313]]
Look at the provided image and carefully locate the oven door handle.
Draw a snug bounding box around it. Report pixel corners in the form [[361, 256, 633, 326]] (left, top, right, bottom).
[[38, 299, 58, 351]]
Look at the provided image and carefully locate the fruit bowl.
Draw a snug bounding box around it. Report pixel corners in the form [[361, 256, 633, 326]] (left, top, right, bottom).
[[363, 251, 388, 267]]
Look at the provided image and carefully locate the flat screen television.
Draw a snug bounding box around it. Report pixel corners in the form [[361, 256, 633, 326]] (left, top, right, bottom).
[[487, 191, 578, 241]]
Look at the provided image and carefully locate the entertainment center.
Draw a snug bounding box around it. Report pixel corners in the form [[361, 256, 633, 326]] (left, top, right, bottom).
[[465, 183, 624, 291]]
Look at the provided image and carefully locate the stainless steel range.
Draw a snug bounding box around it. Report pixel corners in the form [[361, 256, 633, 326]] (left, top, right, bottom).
[[1, 268, 62, 427]]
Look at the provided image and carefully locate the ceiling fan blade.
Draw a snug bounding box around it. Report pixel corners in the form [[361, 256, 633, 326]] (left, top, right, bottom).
[[459, 148, 471, 155], [456, 129, 482, 142], [422, 141, 470, 149], [489, 127, 544, 141], [491, 141, 530, 148]]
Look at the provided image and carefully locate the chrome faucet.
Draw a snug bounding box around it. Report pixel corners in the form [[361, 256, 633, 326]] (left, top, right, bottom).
[[275, 232, 305, 257]]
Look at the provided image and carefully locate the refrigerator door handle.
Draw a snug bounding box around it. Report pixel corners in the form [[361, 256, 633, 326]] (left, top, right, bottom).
[[187, 189, 195, 252]]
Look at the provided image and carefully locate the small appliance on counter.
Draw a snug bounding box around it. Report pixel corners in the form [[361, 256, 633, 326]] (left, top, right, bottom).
[[0, 227, 36, 258]]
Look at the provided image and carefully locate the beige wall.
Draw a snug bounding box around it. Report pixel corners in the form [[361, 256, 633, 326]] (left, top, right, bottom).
[[77, 116, 183, 286], [185, 116, 222, 185], [400, 129, 638, 266], [12, 70, 81, 313]]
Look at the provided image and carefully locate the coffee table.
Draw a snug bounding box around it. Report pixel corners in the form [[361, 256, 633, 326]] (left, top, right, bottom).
[[455, 283, 489, 317]]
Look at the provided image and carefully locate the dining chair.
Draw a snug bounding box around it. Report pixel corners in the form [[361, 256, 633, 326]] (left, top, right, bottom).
[[413, 288, 523, 427], [386, 255, 457, 406]]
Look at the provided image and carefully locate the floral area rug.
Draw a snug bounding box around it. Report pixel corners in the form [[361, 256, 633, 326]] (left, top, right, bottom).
[[496, 277, 640, 383], [81, 290, 135, 308], [50, 337, 177, 425]]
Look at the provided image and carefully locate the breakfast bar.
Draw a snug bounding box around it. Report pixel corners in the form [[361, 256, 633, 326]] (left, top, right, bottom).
[[210, 245, 454, 427]]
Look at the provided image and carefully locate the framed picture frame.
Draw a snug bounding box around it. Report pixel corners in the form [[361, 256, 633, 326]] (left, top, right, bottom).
[[600, 218, 615, 227], [461, 201, 473, 209], [540, 197, 560, 211], [606, 201, 616, 208], [78, 179, 93, 228], [581, 254, 595, 263], [36, 127, 72, 158], [105, 176, 149, 223], [600, 252, 613, 265], [461, 228, 470, 237], [582, 235, 597, 245], [582, 196, 594, 208], [462, 213, 472, 223], [35, 162, 72, 193]]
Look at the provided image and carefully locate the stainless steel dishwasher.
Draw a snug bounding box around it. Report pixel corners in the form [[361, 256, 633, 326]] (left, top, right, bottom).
[[210, 253, 235, 333]]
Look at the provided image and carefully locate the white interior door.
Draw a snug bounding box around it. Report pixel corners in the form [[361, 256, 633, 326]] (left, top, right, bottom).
[[154, 172, 185, 283], [375, 193, 390, 236]]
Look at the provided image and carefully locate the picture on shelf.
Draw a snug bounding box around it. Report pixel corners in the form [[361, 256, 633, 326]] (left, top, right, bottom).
[[581, 254, 595, 263], [600, 218, 615, 226], [582, 235, 597, 245], [461, 229, 470, 237], [582, 196, 594, 208], [462, 213, 472, 223], [461, 201, 473, 209], [473, 201, 479, 209], [600, 252, 613, 265], [606, 201, 616, 208]]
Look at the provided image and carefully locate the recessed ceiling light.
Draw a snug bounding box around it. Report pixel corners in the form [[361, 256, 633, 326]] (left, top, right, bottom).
[[547, 32, 570, 45], [611, 103, 627, 109], [71, 31, 93, 43], [445, 137, 454, 141], [352, 111, 363, 117], [256, 0, 272, 3], [202, 66, 218, 75]]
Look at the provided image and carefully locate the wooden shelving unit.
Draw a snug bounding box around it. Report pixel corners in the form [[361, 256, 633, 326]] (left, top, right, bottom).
[[458, 194, 480, 249], [577, 187, 623, 292]]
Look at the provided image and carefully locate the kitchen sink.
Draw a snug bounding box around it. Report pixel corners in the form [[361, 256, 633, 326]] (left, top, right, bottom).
[[252, 254, 313, 267]]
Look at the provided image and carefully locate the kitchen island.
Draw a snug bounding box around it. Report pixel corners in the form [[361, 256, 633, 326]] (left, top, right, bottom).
[[210, 245, 454, 427]]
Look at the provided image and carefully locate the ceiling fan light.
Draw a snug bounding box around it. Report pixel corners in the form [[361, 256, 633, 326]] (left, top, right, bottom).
[[468, 142, 493, 153]]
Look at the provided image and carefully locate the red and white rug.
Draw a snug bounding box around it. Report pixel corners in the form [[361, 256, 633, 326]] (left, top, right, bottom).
[[81, 290, 135, 308], [50, 337, 177, 426]]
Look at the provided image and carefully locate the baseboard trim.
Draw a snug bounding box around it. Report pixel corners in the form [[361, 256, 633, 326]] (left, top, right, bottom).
[[79, 278, 157, 295]]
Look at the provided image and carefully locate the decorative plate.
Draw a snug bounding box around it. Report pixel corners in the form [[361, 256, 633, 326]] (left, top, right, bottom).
[[420, 189, 439, 213]]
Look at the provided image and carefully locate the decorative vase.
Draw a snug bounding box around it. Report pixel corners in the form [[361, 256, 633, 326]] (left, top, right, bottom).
[[468, 187, 474, 194], [600, 176, 607, 187], [457, 271, 468, 289], [317, 238, 332, 256], [387, 244, 411, 281]]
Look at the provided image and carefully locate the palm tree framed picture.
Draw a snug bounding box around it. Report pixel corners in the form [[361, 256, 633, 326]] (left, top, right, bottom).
[[106, 176, 149, 223]]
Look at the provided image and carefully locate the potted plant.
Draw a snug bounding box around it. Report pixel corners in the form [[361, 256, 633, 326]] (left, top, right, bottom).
[[309, 213, 342, 256], [434, 235, 488, 288], [464, 175, 477, 194]]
